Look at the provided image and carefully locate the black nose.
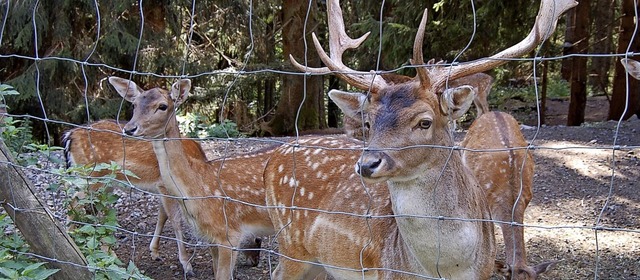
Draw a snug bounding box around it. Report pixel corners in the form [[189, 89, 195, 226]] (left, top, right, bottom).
[[357, 158, 382, 177], [123, 126, 137, 136]]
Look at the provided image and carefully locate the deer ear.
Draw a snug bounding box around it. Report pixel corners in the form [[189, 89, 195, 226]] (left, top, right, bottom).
[[109, 77, 142, 102], [439, 85, 476, 119], [621, 58, 640, 80], [328, 89, 369, 118], [170, 79, 191, 106]]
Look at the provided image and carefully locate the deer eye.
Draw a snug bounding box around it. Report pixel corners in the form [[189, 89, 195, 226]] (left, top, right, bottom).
[[158, 104, 168, 111], [417, 119, 432, 129], [364, 121, 371, 130]]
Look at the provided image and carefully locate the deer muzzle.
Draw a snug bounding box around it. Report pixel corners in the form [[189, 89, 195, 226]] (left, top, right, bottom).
[[356, 151, 392, 180]]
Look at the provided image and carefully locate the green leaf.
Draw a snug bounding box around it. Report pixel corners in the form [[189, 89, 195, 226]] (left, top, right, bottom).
[[0, 267, 19, 278], [32, 268, 60, 280], [22, 262, 46, 275]]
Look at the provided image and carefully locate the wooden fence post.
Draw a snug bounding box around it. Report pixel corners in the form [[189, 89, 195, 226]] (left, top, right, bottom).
[[0, 140, 92, 280]]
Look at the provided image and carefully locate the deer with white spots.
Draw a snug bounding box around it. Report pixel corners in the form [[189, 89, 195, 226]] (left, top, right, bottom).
[[63, 119, 264, 275], [460, 111, 559, 279], [264, 0, 575, 278], [111, 77, 274, 279], [63, 120, 197, 275]]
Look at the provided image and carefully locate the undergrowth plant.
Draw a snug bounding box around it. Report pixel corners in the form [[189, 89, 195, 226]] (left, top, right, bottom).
[[53, 162, 150, 280], [0, 215, 60, 280], [1, 84, 150, 279]]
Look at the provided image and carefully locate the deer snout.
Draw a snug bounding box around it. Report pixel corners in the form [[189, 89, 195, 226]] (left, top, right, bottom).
[[356, 151, 393, 180], [123, 124, 138, 136]]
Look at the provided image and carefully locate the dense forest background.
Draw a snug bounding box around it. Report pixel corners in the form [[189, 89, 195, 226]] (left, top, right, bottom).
[[0, 0, 638, 144]]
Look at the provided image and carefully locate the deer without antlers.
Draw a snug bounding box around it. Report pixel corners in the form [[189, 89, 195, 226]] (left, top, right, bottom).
[[461, 111, 557, 279], [110, 77, 274, 279], [266, 0, 575, 278], [63, 120, 264, 275], [63, 120, 196, 275]]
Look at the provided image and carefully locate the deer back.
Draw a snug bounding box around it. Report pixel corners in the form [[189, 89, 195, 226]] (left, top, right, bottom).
[[63, 119, 204, 192], [460, 111, 534, 216]]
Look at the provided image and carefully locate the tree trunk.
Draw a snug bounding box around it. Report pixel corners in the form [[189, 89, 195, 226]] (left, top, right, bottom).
[[0, 141, 92, 280], [327, 76, 341, 128], [561, 8, 576, 82], [609, 0, 640, 120], [567, 0, 590, 126], [262, 13, 278, 123], [541, 59, 548, 125], [588, 0, 616, 95], [265, 0, 324, 136]]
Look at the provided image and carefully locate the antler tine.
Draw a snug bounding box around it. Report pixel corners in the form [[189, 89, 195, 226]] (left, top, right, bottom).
[[430, 0, 578, 90], [410, 9, 431, 88], [289, 0, 388, 92]]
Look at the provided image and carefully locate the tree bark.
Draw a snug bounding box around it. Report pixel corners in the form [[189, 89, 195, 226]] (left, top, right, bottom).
[[561, 8, 576, 82], [567, 0, 590, 126], [0, 141, 92, 280], [588, 0, 616, 95], [264, 0, 324, 136], [609, 0, 640, 120], [327, 76, 341, 128]]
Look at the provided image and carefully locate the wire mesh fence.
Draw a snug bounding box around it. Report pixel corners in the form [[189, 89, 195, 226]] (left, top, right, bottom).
[[1, 0, 639, 279]]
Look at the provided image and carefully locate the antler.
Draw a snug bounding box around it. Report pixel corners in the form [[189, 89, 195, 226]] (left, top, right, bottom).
[[289, 0, 388, 92], [426, 0, 578, 90], [410, 9, 431, 88]]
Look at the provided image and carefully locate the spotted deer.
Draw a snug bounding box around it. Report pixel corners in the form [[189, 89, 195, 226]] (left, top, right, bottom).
[[263, 0, 575, 278], [621, 58, 640, 80], [62, 119, 196, 275], [110, 77, 274, 279], [343, 107, 552, 279], [461, 111, 557, 279], [64, 123, 264, 276]]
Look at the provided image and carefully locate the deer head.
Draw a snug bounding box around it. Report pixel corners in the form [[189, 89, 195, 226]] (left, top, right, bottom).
[[108, 76, 191, 139]]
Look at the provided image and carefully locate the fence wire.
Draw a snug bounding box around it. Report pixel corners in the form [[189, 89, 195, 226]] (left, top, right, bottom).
[[0, 0, 639, 279]]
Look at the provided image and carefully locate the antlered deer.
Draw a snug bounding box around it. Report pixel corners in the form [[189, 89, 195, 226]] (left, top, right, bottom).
[[461, 111, 556, 279], [343, 108, 553, 279], [111, 77, 274, 279], [265, 0, 575, 278]]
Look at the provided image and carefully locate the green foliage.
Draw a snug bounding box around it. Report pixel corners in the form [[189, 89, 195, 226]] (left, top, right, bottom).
[[52, 162, 148, 280], [1, 116, 34, 156], [491, 77, 570, 106], [178, 112, 244, 139], [0, 215, 60, 280], [204, 119, 243, 138]]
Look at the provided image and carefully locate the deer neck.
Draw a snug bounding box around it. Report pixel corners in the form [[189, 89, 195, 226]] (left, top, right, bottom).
[[150, 119, 207, 199], [384, 149, 489, 277]]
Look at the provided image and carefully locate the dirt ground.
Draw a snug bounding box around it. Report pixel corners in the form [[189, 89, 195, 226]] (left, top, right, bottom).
[[57, 96, 640, 279]]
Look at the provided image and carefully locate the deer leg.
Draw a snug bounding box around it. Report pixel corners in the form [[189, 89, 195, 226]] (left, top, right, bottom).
[[497, 200, 533, 280], [210, 246, 219, 276], [162, 197, 194, 275], [271, 259, 324, 280], [149, 204, 167, 261], [214, 246, 239, 280]]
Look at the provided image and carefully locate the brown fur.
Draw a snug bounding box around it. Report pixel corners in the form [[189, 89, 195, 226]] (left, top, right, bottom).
[[112, 77, 273, 279], [461, 112, 556, 279]]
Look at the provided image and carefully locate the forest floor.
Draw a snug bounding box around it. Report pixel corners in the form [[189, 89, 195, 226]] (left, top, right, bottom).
[[27, 95, 640, 279]]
